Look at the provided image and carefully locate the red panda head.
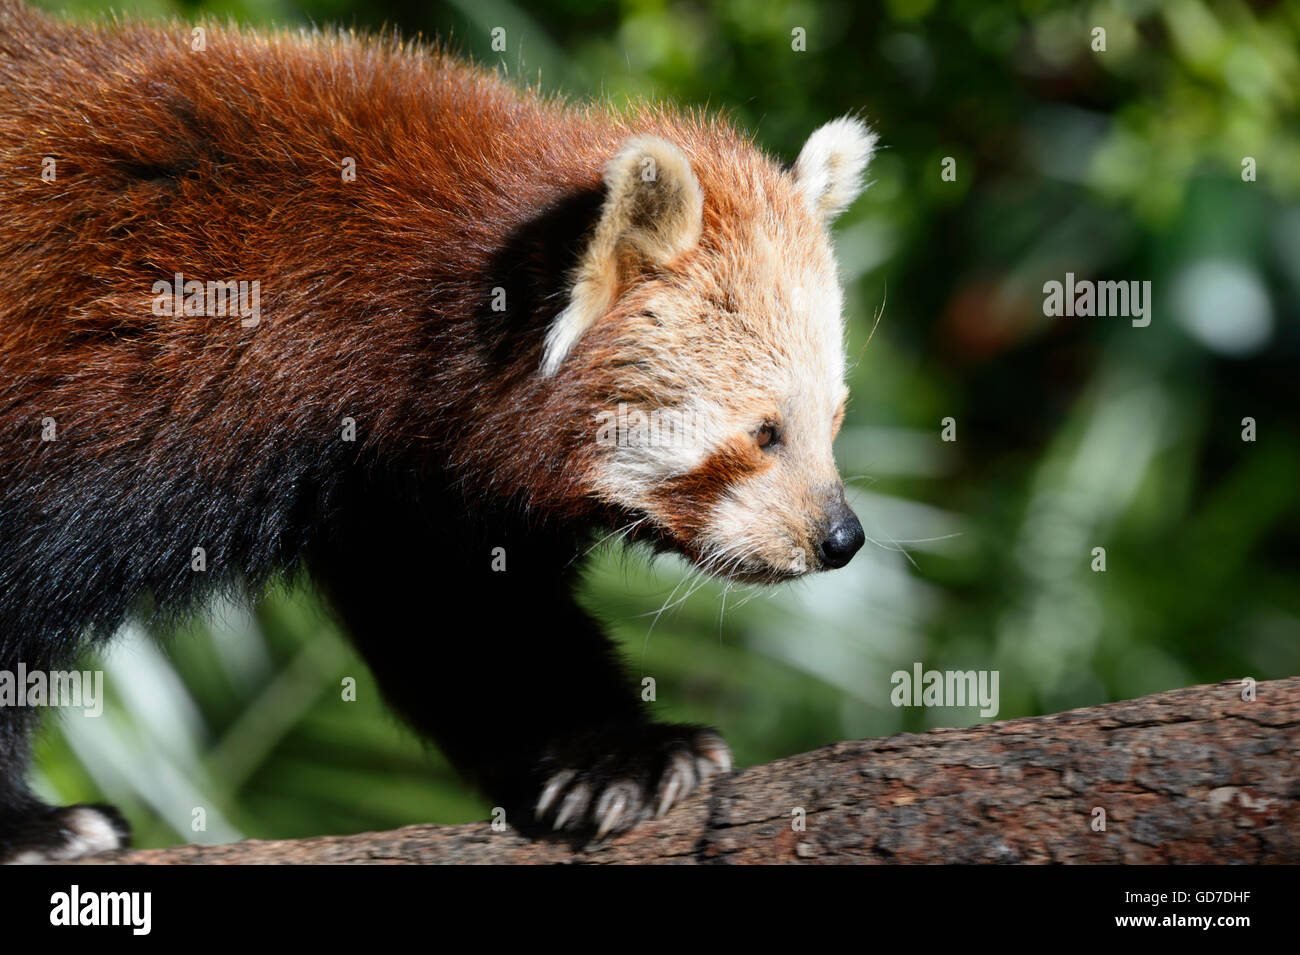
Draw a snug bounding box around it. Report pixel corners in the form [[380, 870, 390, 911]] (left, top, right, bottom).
[[543, 117, 876, 582]]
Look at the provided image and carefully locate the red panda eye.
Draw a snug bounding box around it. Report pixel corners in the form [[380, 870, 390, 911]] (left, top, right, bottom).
[[755, 423, 780, 450]]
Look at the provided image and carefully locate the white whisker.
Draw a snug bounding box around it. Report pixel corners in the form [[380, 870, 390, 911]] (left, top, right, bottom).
[[570, 517, 648, 566]]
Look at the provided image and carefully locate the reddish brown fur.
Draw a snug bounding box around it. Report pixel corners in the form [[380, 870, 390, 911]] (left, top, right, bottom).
[[0, 1, 792, 530], [650, 436, 771, 540]]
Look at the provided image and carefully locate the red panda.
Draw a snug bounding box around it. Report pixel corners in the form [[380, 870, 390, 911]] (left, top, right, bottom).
[[0, 0, 874, 860]]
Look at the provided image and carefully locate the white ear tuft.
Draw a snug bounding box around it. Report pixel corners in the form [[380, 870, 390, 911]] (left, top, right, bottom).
[[793, 116, 877, 220], [541, 136, 703, 377]]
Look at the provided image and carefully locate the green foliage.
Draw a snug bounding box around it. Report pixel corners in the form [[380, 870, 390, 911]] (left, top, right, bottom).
[[28, 0, 1300, 846]]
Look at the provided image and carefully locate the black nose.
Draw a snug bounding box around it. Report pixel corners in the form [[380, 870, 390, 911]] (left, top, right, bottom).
[[819, 511, 865, 569]]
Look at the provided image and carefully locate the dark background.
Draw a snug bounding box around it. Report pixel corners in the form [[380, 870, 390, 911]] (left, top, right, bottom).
[[28, 0, 1300, 848]]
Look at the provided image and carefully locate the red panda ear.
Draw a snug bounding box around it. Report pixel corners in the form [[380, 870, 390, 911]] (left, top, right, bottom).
[[793, 117, 877, 220], [541, 136, 703, 377]]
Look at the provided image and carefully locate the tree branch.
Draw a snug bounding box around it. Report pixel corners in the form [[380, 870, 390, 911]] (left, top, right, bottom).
[[80, 677, 1298, 864]]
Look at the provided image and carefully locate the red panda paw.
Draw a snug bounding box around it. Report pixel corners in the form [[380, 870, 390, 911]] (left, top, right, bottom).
[[1, 804, 131, 864], [534, 725, 732, 838]]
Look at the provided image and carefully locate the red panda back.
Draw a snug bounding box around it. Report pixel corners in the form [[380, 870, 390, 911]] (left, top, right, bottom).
[[2, 4, 587, 450]]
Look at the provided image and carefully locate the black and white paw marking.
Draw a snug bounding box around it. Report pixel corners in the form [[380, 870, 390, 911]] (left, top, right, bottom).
[[535, 725, 732, 838], [2, 804, 130, 865]]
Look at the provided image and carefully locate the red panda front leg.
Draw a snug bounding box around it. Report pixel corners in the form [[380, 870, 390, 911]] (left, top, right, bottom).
[[311, 514, 732, 838]]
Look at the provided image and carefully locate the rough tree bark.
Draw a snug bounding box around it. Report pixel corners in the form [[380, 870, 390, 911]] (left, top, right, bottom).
[[80, 677, 1298, 864]]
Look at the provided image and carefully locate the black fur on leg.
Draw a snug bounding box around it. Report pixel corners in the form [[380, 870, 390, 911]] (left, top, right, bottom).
[[310, 472, 733, 841]]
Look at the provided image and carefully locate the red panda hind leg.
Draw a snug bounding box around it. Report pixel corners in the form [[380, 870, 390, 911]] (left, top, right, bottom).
[[0, 803, 131, 865], [0, 710, 131, 863]]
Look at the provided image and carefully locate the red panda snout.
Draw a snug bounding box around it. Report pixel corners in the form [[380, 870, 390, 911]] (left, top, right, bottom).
[[687, 458, 855, 581]]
